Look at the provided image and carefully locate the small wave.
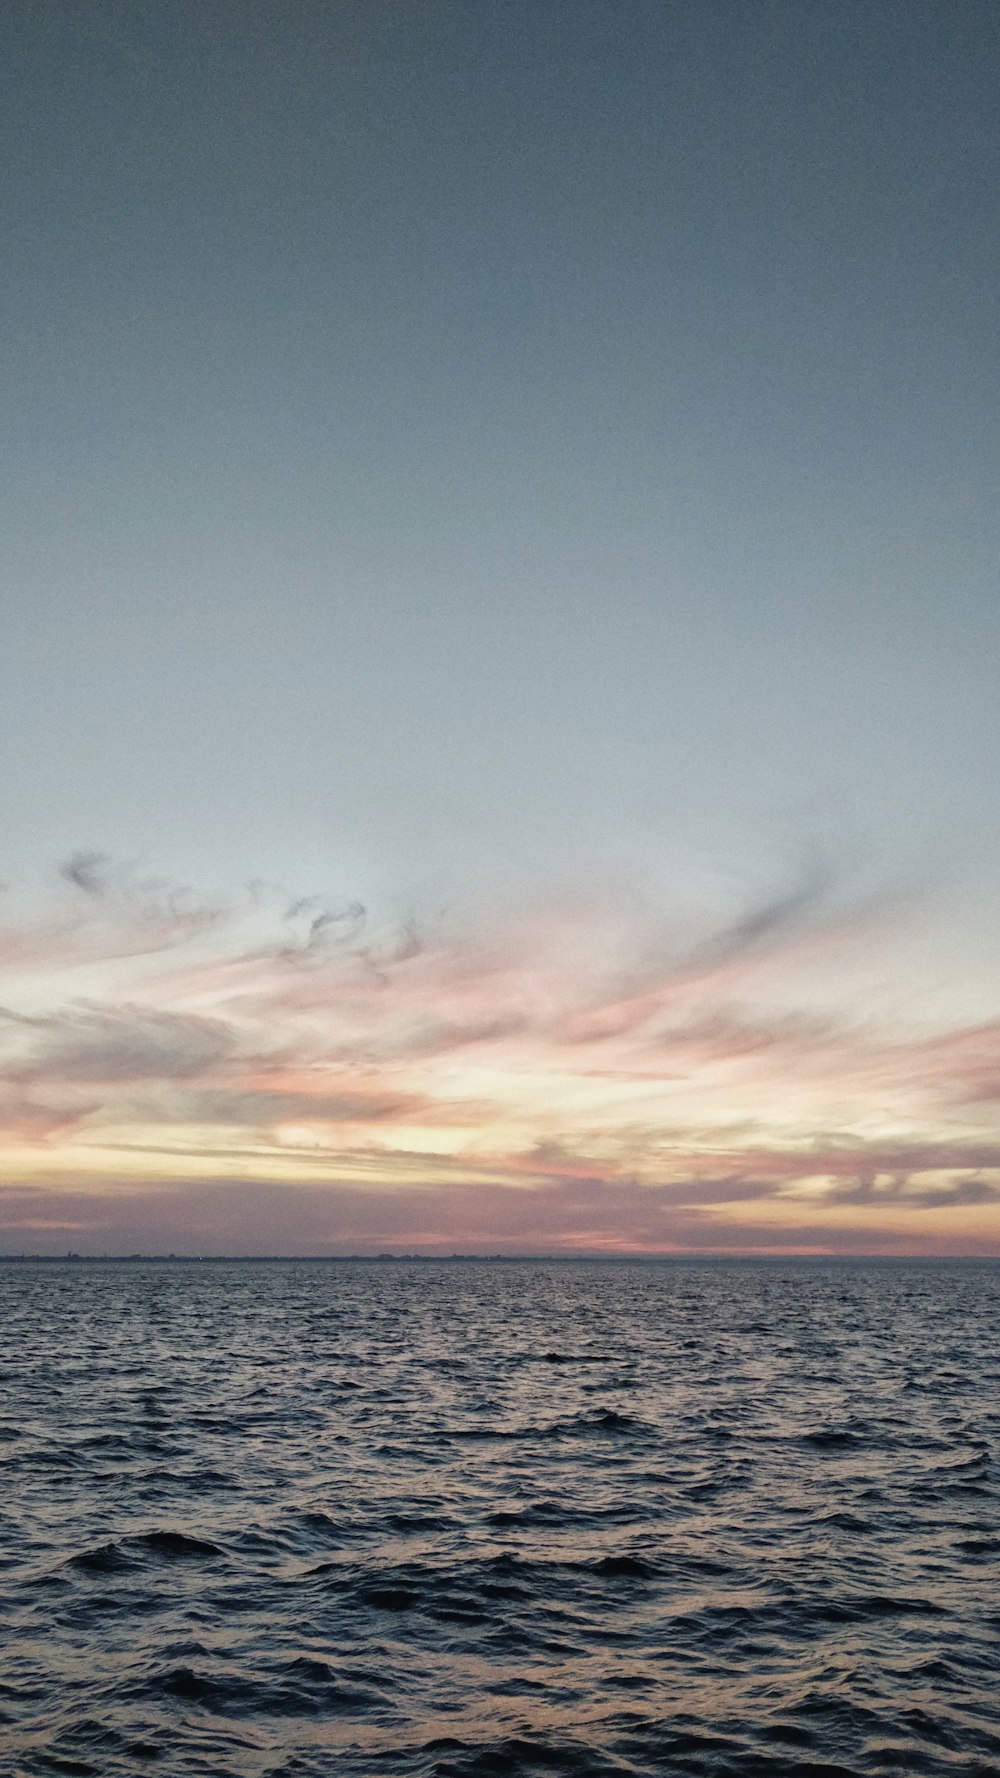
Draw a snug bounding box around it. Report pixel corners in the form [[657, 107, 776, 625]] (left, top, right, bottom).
[[383, 1510, 454, 1532], [548, 1407, 648, 1438], [65, 1542, 134, 1575], [425, 1731, 624, 1775], [820, 1592, 948, 1622], [299, 1509, 343, 1535], [812, 1509, 870, 1532], [589, 1554, 654, 1578], [487, 1500, 567, 1527], [154, 1659, 381, 1716], [451, 1405, 648, 1443], [357, 1585, 419, 1611], [135, 1530, 224, 1559], [5, 1256, 1000, 1778], [61, 1529, 223, 1578], [800, 1426, 867, 1449]]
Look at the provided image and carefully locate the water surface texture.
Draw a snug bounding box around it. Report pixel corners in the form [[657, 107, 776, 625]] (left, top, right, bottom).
[[2, 1259, 998, 1777]]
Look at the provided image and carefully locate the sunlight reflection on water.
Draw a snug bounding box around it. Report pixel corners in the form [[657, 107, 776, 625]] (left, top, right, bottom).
[[2, 1257, 999, 1776]]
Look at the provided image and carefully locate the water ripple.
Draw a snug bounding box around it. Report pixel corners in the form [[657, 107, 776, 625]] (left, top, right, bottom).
[[1, 1257, 998, 1776]]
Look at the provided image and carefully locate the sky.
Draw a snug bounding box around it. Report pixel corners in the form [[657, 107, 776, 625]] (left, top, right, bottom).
[[2, 1, 999, 1255]]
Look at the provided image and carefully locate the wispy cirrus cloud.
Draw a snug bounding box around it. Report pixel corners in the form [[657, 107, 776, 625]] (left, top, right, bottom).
[[1, 851, 999, 1253], [0, 856, 224, 974]]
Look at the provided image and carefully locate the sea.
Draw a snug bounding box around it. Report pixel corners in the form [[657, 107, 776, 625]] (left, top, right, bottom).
[[1, 1257, 998, 1777]]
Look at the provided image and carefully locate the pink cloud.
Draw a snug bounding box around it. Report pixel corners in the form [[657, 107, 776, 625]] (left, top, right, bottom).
[[2, 855, 1000, 1253], [2, 1163, 998, 1258]]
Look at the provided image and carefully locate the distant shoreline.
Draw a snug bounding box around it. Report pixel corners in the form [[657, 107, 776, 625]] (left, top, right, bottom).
[[1, 1252, 998, 1265]]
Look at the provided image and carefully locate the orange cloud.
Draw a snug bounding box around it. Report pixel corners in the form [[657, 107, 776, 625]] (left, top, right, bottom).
[[2, 856, 1000, 1253]]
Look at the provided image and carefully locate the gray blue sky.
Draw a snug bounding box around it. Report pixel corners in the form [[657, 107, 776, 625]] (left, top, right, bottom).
[[2, 3, 999, 1252]]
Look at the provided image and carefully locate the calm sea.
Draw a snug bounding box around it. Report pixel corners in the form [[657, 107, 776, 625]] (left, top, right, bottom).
[[1, 1258, 998, 1777]]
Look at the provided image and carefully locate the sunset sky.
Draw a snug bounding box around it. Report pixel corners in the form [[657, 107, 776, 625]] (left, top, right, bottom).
[[3, 3, 999, 1254]]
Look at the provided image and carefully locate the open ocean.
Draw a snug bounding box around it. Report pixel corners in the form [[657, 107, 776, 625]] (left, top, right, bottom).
[[1, 1257, 998, 1777]]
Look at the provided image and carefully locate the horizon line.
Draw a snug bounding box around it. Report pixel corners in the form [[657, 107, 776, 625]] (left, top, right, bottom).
[[2, 1251, 999, 1265]]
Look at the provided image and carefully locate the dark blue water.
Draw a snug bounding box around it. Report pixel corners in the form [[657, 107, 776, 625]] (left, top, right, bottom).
[[2, 1259, 998, 1777]]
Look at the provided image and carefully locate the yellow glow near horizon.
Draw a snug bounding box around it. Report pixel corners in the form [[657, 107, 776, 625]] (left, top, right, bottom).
[[2, 870, 1000, 1252]]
